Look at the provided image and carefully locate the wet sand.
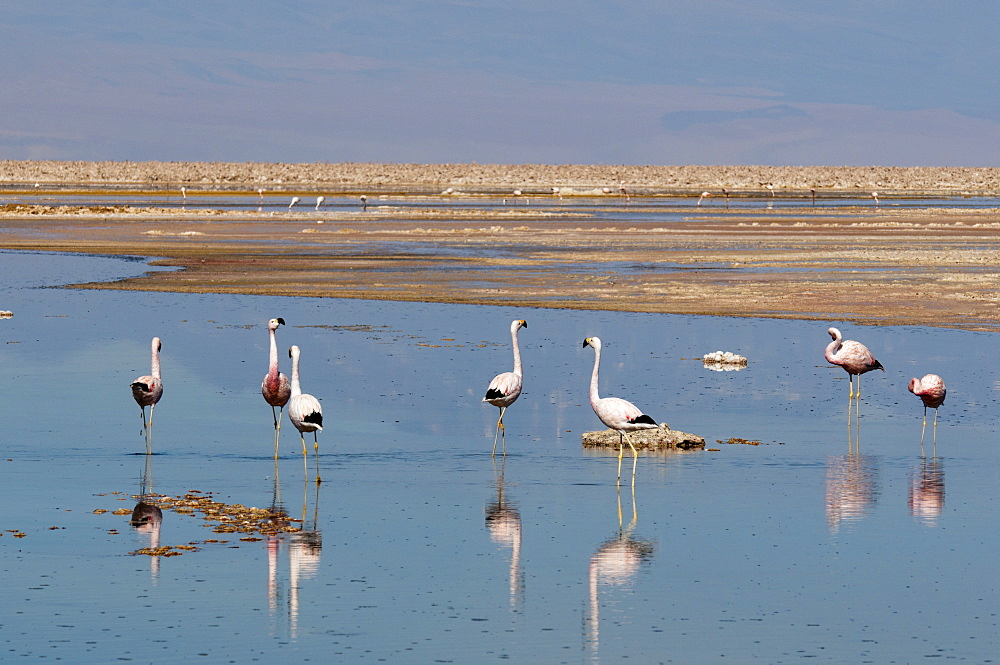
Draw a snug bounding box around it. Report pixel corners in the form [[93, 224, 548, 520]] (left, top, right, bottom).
[[2, 160, 999, 331]]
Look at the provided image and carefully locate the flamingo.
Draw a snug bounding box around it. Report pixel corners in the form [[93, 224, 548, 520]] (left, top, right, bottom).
[[181, 186, 187, 201], [722, 187, 730, 209], [288, 345, 323, 483], [483, 319, 527, 457], [810, 188, 817, 207], [131, 337, 163, 455], [262, 318, 291, 457], [697, 191, 711, 206], [824, 327, 884, 400], [288, 196, 300, 210], [315, 196, 325, 211], [619, 181, 630, 205], [583, 337, 659, 485], [871, 192, 879, 208], [258, 188, 265, 201], [908, 374, 946, 444], [360, 194, 368, 211]]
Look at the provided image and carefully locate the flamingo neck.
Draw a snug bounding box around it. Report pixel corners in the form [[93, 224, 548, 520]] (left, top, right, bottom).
[[290, 353, 302, 396], [824, 337, 842, 363], [511, 325, 523, 377], [589, 345, 602, 407], [151, 343, 161, 379], [267, 327, 280, 379]]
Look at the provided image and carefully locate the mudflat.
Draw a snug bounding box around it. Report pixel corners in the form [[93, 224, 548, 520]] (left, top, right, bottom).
[[1, 160, 999, 331]]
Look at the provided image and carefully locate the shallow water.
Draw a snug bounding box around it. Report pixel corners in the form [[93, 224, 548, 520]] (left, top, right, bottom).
[[2, 250, 1000, 663], [4, 190, 998, 217]]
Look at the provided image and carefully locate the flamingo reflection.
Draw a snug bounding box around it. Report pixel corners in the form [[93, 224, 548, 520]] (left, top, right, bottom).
[[130, 454, 163, 581], [262, 461, 322, 639], [289, 478, 323, 638], [825, 447, 879, 534], [485, 458, 523, 611], [266, 458, 291, 622], [909, 456, 944, 527], [585, 486, 655, 654]]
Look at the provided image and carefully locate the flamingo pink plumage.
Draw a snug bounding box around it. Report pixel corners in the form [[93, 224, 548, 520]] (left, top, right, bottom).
[[262, 317, 291, 457], [824, 327, 884, 400], [583, 337, 659, 485], [131, 337, 163, 455], [483, 319, 527, 456], [908, 374, 946, 443], [288, 345, 323, 483]]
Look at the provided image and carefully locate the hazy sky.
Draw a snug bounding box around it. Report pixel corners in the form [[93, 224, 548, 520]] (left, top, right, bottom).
[[3, 1, 998, 166]]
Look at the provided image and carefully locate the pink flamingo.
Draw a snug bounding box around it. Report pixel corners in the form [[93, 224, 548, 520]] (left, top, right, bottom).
[[824, 327, 884, 400], [288, 345, 323, 483], [262, 317, 291, 456], [131, 337, 163, 455], [483, 319, 527, 457], [619, 181, 630, 205], [583, 337, 659, 485], [908, 374, 946, 443], [697, 191, 711, 206]]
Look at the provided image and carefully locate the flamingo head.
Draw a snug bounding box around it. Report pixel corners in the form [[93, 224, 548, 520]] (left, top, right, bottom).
[[907, 377, 920, 395], [827, 327, 842, 342], [583, 336, 601, 351], [268, 317, 285, 331]]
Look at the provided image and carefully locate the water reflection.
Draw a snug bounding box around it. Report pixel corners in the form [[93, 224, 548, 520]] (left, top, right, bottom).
[[130, 455, 163, 581], [909, 457, 945, 527], [825, 448, 880, 533], [263, 460, 323, 639], [290, 478, 323, 639], [585, 487, 655, 655], [485, 458, 523, 611], [266, 459, 291, 623]]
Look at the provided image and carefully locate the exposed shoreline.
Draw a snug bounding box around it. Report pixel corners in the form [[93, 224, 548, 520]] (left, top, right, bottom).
[[2, 160, 999, 194], [1, 160, 999, 332]]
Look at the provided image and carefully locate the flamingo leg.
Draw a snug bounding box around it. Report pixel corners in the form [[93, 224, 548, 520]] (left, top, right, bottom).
[[616, 432, 625, 484], [146, 404, 155, 455], [313, 432, 322, 484], [275, 406, 287, 458], [623, 432, 639, 487], [932, 408, 939, 447], [492, 407, 507, 457], [919, 405, 928, 446]]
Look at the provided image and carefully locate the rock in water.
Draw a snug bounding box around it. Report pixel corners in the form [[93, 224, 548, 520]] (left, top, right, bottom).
[[582, 426, 705, 451]]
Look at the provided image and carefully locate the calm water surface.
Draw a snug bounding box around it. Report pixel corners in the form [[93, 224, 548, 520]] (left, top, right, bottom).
[[2, 249, 999, 663]]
